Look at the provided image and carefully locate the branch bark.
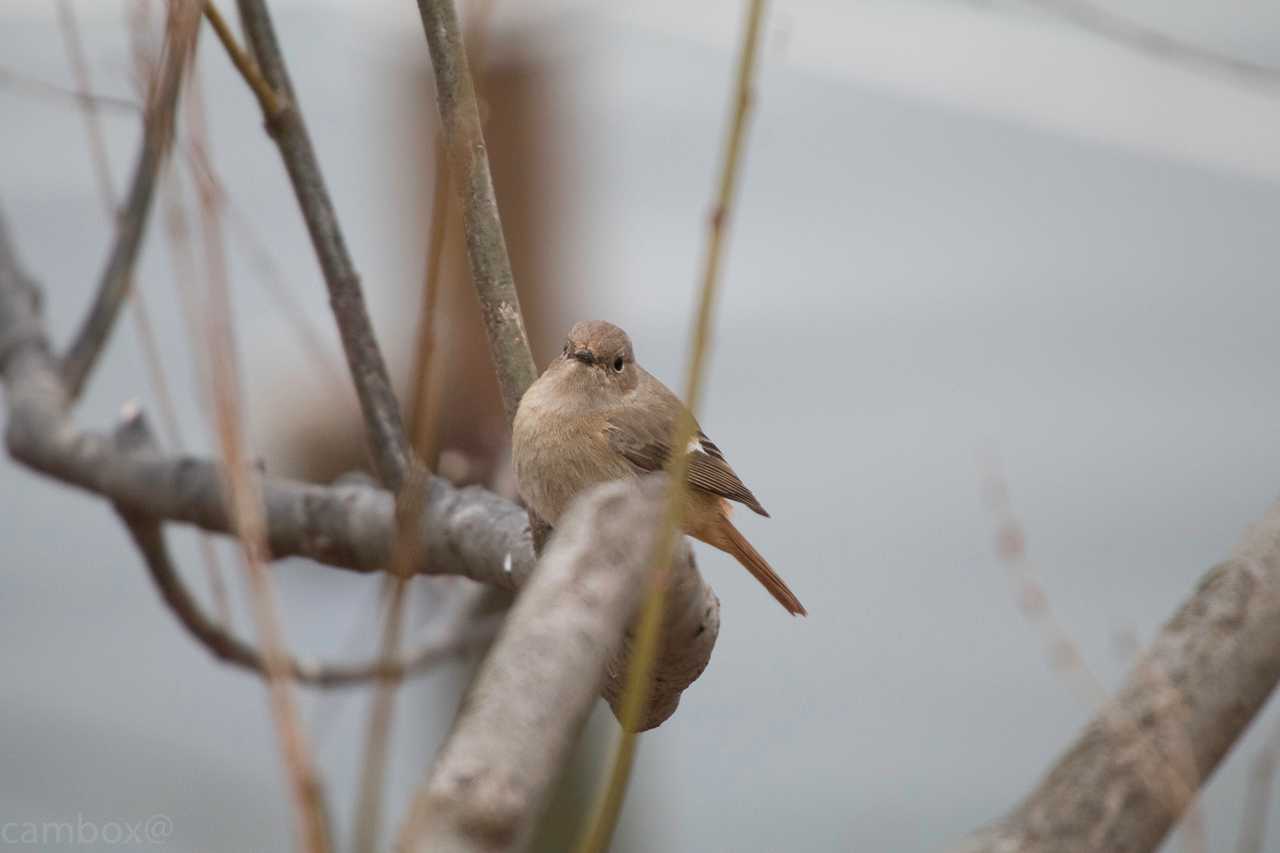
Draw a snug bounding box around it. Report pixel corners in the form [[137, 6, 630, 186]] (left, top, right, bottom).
[[411, 0, 536, 428], [956, 499, 1280, 853], [233, 0, 410, 490], [397, 476, 697, 853], [112, 403, 495, 688]]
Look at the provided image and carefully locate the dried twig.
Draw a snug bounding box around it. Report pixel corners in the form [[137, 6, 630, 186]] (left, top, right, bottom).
[[201, 1, 284, 118], [0, 65, 139, 113], [60, 0, 199, 401], [190, 76, 334, 851], [1014, 0, 1280, 91], [233, 0, 410, 490], [576, 3, 766, 850]]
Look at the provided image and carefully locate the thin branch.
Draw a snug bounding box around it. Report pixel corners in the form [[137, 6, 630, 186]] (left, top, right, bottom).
[[1002, 0, 1280, 90], [0, 208, 716, 721], [112, 407, 492, 688], [190, 71, 333, 851], [577, 3, 766, 850], [397, 476, 693, 853], [201, 1, 285, 119], [60, 0, 199, 401], [954, 498, 1280, 852], [0, 66, 140, 113], [411, 0, 537, 429], [352, 466, 430, 853], [56, 0, 119, 210], [406, 140, 451, 465], [233, 0, 410, 491]]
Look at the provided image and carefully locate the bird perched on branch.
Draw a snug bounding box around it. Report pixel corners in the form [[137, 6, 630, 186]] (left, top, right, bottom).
[[512, 320, 805, 615]]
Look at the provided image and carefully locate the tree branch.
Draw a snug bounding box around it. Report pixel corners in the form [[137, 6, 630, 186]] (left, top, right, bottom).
[[60, 0, 200, 401], [111, 405, 495, 688], [411, 0, 537, 428], [397, 476, 695, 853], [956, 497, 1280, 853], [232, 0, 410, 490], [0, 205, 716, 728]]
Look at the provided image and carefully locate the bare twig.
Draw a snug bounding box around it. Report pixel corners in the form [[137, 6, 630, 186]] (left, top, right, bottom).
[[1014, 0, 1280, 91], [406, 140, 452, 465], [397, 476, 697, 853], [411, 0, 537, 428], [201, 1, 284, 119], [352, 466, 431, 853], [955, 497, 1280, 852], [233, 0, 410, 490], [577, 3, 766, 850], [60, 0, 199, 401], [112, 408, 491, 687], [0, 66, 139, 113], [190, 76, 333, 851], [56, 0, 119, 209]]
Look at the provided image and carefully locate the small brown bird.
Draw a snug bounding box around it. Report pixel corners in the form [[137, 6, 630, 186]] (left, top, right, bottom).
[[512, 320, 805, 615]]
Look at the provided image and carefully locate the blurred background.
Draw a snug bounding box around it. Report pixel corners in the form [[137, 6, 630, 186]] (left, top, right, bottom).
[[4, 0, 1280, 850]]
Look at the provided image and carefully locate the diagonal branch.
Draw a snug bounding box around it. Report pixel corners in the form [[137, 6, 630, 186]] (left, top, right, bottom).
[[231, 0, 410, 490], [60, 0, 200, 401], [955, 498, 1280, 853]]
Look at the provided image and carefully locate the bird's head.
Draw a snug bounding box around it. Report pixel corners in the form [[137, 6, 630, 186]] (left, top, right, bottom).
[[551, 319, 639, 394]]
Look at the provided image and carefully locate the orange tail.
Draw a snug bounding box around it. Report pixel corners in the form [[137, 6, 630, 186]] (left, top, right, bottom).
[[714, 519, 806, 616]]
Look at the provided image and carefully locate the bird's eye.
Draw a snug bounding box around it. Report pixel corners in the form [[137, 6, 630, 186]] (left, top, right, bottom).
[[612, 356, 625, 373]]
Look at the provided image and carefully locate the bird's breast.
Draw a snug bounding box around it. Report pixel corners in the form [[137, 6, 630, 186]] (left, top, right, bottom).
[[512, 388, 632, 524]]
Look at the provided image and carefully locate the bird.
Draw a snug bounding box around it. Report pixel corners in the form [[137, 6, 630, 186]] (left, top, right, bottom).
[[512, 320, 805, 616]]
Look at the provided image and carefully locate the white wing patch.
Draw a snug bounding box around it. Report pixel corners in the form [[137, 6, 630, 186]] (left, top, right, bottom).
[[686, 437, 703, 454]]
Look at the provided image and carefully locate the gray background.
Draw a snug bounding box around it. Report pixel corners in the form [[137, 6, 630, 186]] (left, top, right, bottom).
[[3, 1, 1280, 850]]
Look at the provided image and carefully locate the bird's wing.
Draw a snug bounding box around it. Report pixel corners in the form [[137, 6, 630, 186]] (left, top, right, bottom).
[[604, 383, 769, 517]]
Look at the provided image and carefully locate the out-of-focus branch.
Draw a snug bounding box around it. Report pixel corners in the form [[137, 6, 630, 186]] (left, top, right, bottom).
[[397, 476, 700, 853], [1008, 0, 1280, 90], [577, 3, 766, 850], [0, 207, 716, 725], [60, 0, 200, 401], [233, 0, 410, 490], [0, 66, 140, 113], [411, 0, 537, 428], [201, 1, 284, 119], [955, 496, 1280, 853]]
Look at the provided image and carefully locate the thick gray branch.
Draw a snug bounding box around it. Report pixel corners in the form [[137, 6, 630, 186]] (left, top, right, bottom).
[[398, 477, 703, 853], [234, 0, 410, 490], [60, 0, 199, 400], [957, 499, 1280, 853], [0, 207, 717, 727]]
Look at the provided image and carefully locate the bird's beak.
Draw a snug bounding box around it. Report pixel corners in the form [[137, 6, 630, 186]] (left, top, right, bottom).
[[571, 349, 595, 366]]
